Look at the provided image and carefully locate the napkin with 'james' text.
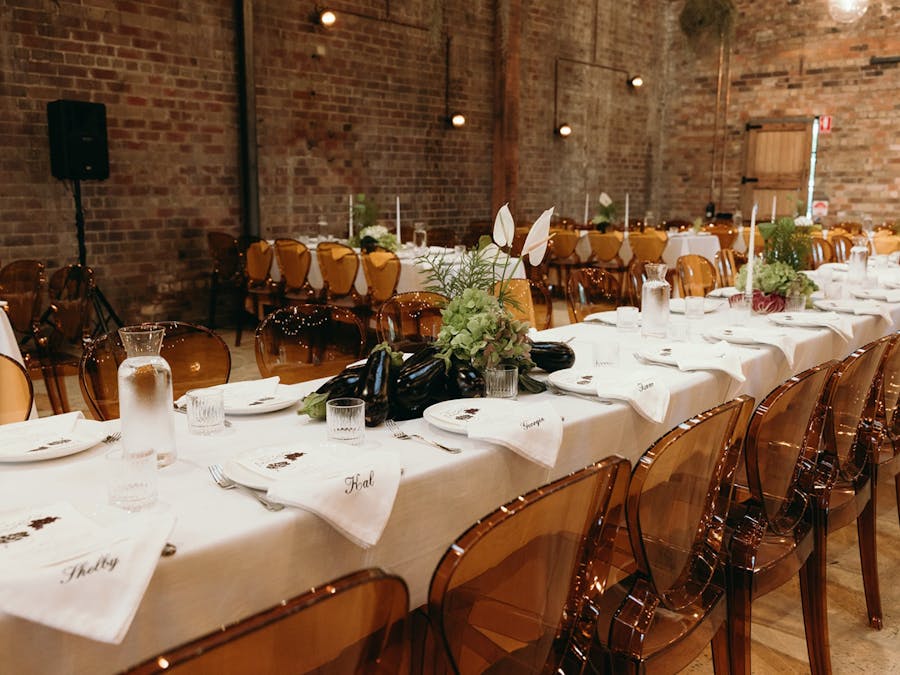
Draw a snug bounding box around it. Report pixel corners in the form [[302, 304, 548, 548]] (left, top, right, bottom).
[[467, 403, 563, 468]]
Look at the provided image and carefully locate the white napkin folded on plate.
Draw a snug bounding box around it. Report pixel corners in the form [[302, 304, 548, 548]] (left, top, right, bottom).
[[847, 300, 894, 325], [771, 311, 853, 341], [707, 326, 798, 368], [176, 377, 281, 409], [0, 502, 175, 644], [672, 342, 746, 382], [267, 450, 402, 548], [0, 412, 86, 457], [467, 402, 563, 468], [593, 368, 671, 424], [852, 288, 900, 303], [706, 286, 743, 299]]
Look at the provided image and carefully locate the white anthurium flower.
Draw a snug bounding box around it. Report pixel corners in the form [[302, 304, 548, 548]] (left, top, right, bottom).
[[522, 207, 554, 265], [493, 203, 515, 248], [480, 242, 504, 259], [598, 192, 613, 208]]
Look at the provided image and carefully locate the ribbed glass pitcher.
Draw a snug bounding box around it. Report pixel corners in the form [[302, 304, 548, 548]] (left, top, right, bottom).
[[641, 263, 671, 339]]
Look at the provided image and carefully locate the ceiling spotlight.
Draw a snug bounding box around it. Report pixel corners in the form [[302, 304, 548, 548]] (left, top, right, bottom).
[[449, 113, 466, 128], [556, 123, 573, 138], [314, 8, 337, 27], [628, 75, 644, 88]]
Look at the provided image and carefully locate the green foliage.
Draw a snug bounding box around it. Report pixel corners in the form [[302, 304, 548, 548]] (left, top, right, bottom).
[[735, 260, 817, 298], [761, 217, 812, 271], [434, 288, 532, 372], [352, 193, 379, 230], [418, 245, 499, 299], [349, 225, 398, 252]]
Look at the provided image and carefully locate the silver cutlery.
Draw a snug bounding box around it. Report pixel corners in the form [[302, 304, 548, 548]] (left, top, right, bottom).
[[385, 419, 462, 454], [174, 406, 232, 427], [208, 464, 284, 511], [103, 432, 122, 444]]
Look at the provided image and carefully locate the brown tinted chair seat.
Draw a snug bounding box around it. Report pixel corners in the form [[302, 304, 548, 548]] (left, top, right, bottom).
[[361, 249, 401, 311], [873, 334, 900, 528], [588, 396, 755, 675], [714, 248, 747, 287], [425, 456, 631, 674], [0, 354, 33, 425], [707, 224, 736, 250], [255, 304, 366, 383], [374, 292, 447, 352], [624, 258, 649, 308], [675, 254, 718, 297], [125, 568, 408, 675], [725, 361, 838, 675], [274, 238, 317, 305], [243, 241, 279, 330], [32, 264, 95, 414], [80, 321, 232, 421], [493, 278, 551, 329], [565, 268, 619, 322], [547, 228, 586, 296], [627, 232, 666, 263]]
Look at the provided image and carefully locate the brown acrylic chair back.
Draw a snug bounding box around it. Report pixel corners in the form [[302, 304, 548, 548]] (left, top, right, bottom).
[[529, 278, 553, 330], [245, 240, 274, 284], [255, 304, 366, 383], [79, 322, 232, 421], [374, 292, 447, 352], [714, 248, 746, 287], [427, 456, 631, 674], [207, 231, 243, 283], [316, 241, 361, 300], [823, 335, 891, 483], [740, 227, 764, 252], [745, 361, 838, 535], [509, 226, 531, 257], [0, 354, 33, 425], [830, 234, 853, 264], [675, 254, 718, 297], [494, 278, 536, 328], [126, 568, 408, 675], [878, 334, 900, 442], [624, 258, 648, 308], [707, 225, 736, 250], [0, 259, 45, 337], [548, 228, 579, 260], [809, 237, 835, 269], [274, 238, 315, 300], [586, 231, 624, 265], [361, 249, 401, 305], [565, 268, 619, 322], [627, 233, 666, 262]]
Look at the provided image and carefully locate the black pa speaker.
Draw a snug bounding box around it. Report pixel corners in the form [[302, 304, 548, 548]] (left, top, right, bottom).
[[47, 100, 110, 181]]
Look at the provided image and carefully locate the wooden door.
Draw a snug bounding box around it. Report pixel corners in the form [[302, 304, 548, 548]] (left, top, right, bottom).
[[740, 120, 814, 220]]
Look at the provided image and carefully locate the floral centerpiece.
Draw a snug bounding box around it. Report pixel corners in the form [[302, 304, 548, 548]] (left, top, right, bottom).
[[590, 192, 617, 232], [350, 224, 398, 252]]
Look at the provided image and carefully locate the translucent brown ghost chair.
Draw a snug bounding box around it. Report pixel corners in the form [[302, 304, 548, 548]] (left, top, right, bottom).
[[242, 240, 279, 337], [624, 258, 649, 309], [707, 224, 736, 250], [509, 226, 531, 257], [0, 354, 33, 425], [566, 268, 619, 323], [79, 321, 231, 420], [361, 249, 401, 314], [274, 238, 317, 305], [586, 231, 626, 287], [713, 248, 747, 287], [255, 304, 367, 383], [830, 234, 852, 263], [494, 278, 537, 328], [675, 254, 718, 297], [872, 334, 900, 528], [0, 260, 45, 365], [588, 396, 755, 675], [32, 264, 95, 414], [547, 228, 585, 297], [425, 456, 631, 674], [529, 279, 553, 330], [806, 336, 892, 636], [627, 232, 666, 263], [206, 231, 245, 335], [809, 237, 835, 270], [374, 292, 447, 352], [725, 361, 838, 675], [740, 227, 764, 253], [316, 241, 364, 308], [523, 239, 553, 305], [126, 568, 409, 675]]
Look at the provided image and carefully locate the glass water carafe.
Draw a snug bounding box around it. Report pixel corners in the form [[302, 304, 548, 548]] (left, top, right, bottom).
[[848, 236, 869, 285], [641, 263, 671, 339], [118, 325, 176, 467]]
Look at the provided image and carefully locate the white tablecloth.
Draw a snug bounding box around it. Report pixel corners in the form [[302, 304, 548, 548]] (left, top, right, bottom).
[[1, 301, 897, 673], [575, 231, 721, 268]]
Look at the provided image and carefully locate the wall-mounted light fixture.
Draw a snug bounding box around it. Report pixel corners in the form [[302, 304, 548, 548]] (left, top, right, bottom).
[[311, 1, 428, 32], [444, 37, 466, 128], [553, 57, 643, 137], [312, 7, 337, 28], [828, 0, 869, 23]]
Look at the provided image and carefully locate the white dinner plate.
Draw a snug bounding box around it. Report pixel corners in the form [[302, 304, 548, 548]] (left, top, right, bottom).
[[547, 368, 603, 395], [224, 389, 303, 415], [706, 286, 742, 299], [850, 288, 900, 302], [583, 310, 641, 326], [423, 398, 522, 435], [768, 312, 838, 328], [223, 445, 330, 490], [813, 299, 872, 314], [669, 298, 723, 314], [635, 346, 680, 367], [703, 326, 785, 345], [0, 420, 108, 463]]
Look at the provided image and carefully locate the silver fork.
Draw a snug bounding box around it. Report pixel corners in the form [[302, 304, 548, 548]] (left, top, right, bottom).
[[208, 464, 284, 511], [103, 432, 122, 444], [385, 419, 461, 454]]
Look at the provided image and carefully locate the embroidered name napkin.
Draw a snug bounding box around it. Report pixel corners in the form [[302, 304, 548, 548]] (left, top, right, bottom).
[[852, 288, 900, 304], [467, 403, 563, 468], [846, 300, 894, 325], [0, 412, 95, 458], [267, 451, 402, 548], [0, 502, 175, 644], [771, 311, 853, 341], [706, 326, 798, 368], [593, 368, 671, 424], [176, 377, 281, 410], [640, 343, 745, 382]]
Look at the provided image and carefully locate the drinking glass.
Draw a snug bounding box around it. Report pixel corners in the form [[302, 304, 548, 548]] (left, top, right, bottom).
[[684, 296, 705, 321], [413, 223, 428, 251], [485, 365, 518, 399], [106, 446, 158, 512], [733, 210, 743, 229], [785, 292, 806, 312], [593, 342, 620, 368], [185, 388, 225, 435], [616, 306, 639, 333], [326, 397, 366, 445]]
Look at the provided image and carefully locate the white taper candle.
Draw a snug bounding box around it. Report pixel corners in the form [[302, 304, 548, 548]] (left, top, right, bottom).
[[746, 203, 758, 297], [348, 194, 354, 239], [395, 196, 401, 243]]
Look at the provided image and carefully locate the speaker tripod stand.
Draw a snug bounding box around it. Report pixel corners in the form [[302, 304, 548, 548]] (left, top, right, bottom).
[[72, 179, 122, 335]]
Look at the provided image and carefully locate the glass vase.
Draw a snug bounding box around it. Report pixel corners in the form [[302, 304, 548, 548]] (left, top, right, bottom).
[[848, 236, 869, 286], [641, 263, 670, 338], [118, 324, 176, 468]]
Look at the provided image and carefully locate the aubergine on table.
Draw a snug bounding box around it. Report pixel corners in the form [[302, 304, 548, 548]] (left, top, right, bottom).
[[358, 348, 392, 427], [447, 358, 485, 398], [390, 349, 450, 421], [298, 363, 367, 419], [529, 340, 576, 372]]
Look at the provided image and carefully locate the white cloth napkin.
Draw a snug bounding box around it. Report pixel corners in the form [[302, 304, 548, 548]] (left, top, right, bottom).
[[772, 311, 853, 341], [641, 342, 745, 382], [593, 368, 671, 424], [853, 288, 900, 303], [176, 377, 280, 409], [706, 286, 742, 299], [0, 502, 175, 644], [707, 326, 798, 368], [0, 412, 87, 457], [847, 300, 894, 325], [467, 402, 563, 468], [267, 450, 402, 548]]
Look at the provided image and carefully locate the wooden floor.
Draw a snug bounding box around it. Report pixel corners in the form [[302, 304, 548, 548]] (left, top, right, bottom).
[[31, 306, 900, 675]]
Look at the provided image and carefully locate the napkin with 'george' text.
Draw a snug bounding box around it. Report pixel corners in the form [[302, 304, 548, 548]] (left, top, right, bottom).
[[467, 403, 563, 468]]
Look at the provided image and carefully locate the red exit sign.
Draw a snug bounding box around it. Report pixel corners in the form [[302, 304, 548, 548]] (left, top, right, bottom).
[[819, 115, 833, 133]]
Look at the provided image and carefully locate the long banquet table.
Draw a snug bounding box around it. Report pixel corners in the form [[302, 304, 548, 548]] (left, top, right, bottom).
[[2, 301, 898, 673], [575, 231, 722, 268]]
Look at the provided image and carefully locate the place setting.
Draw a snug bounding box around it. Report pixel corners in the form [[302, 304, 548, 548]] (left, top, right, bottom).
[[813, 297, 895, 325], [702, 325, 798, 367], [635, 341, 746, 384], [768, 310, 854, 340], [0, 412, 110, 463], [546, 366, 671, 423], [174, 376, 304, 417]]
